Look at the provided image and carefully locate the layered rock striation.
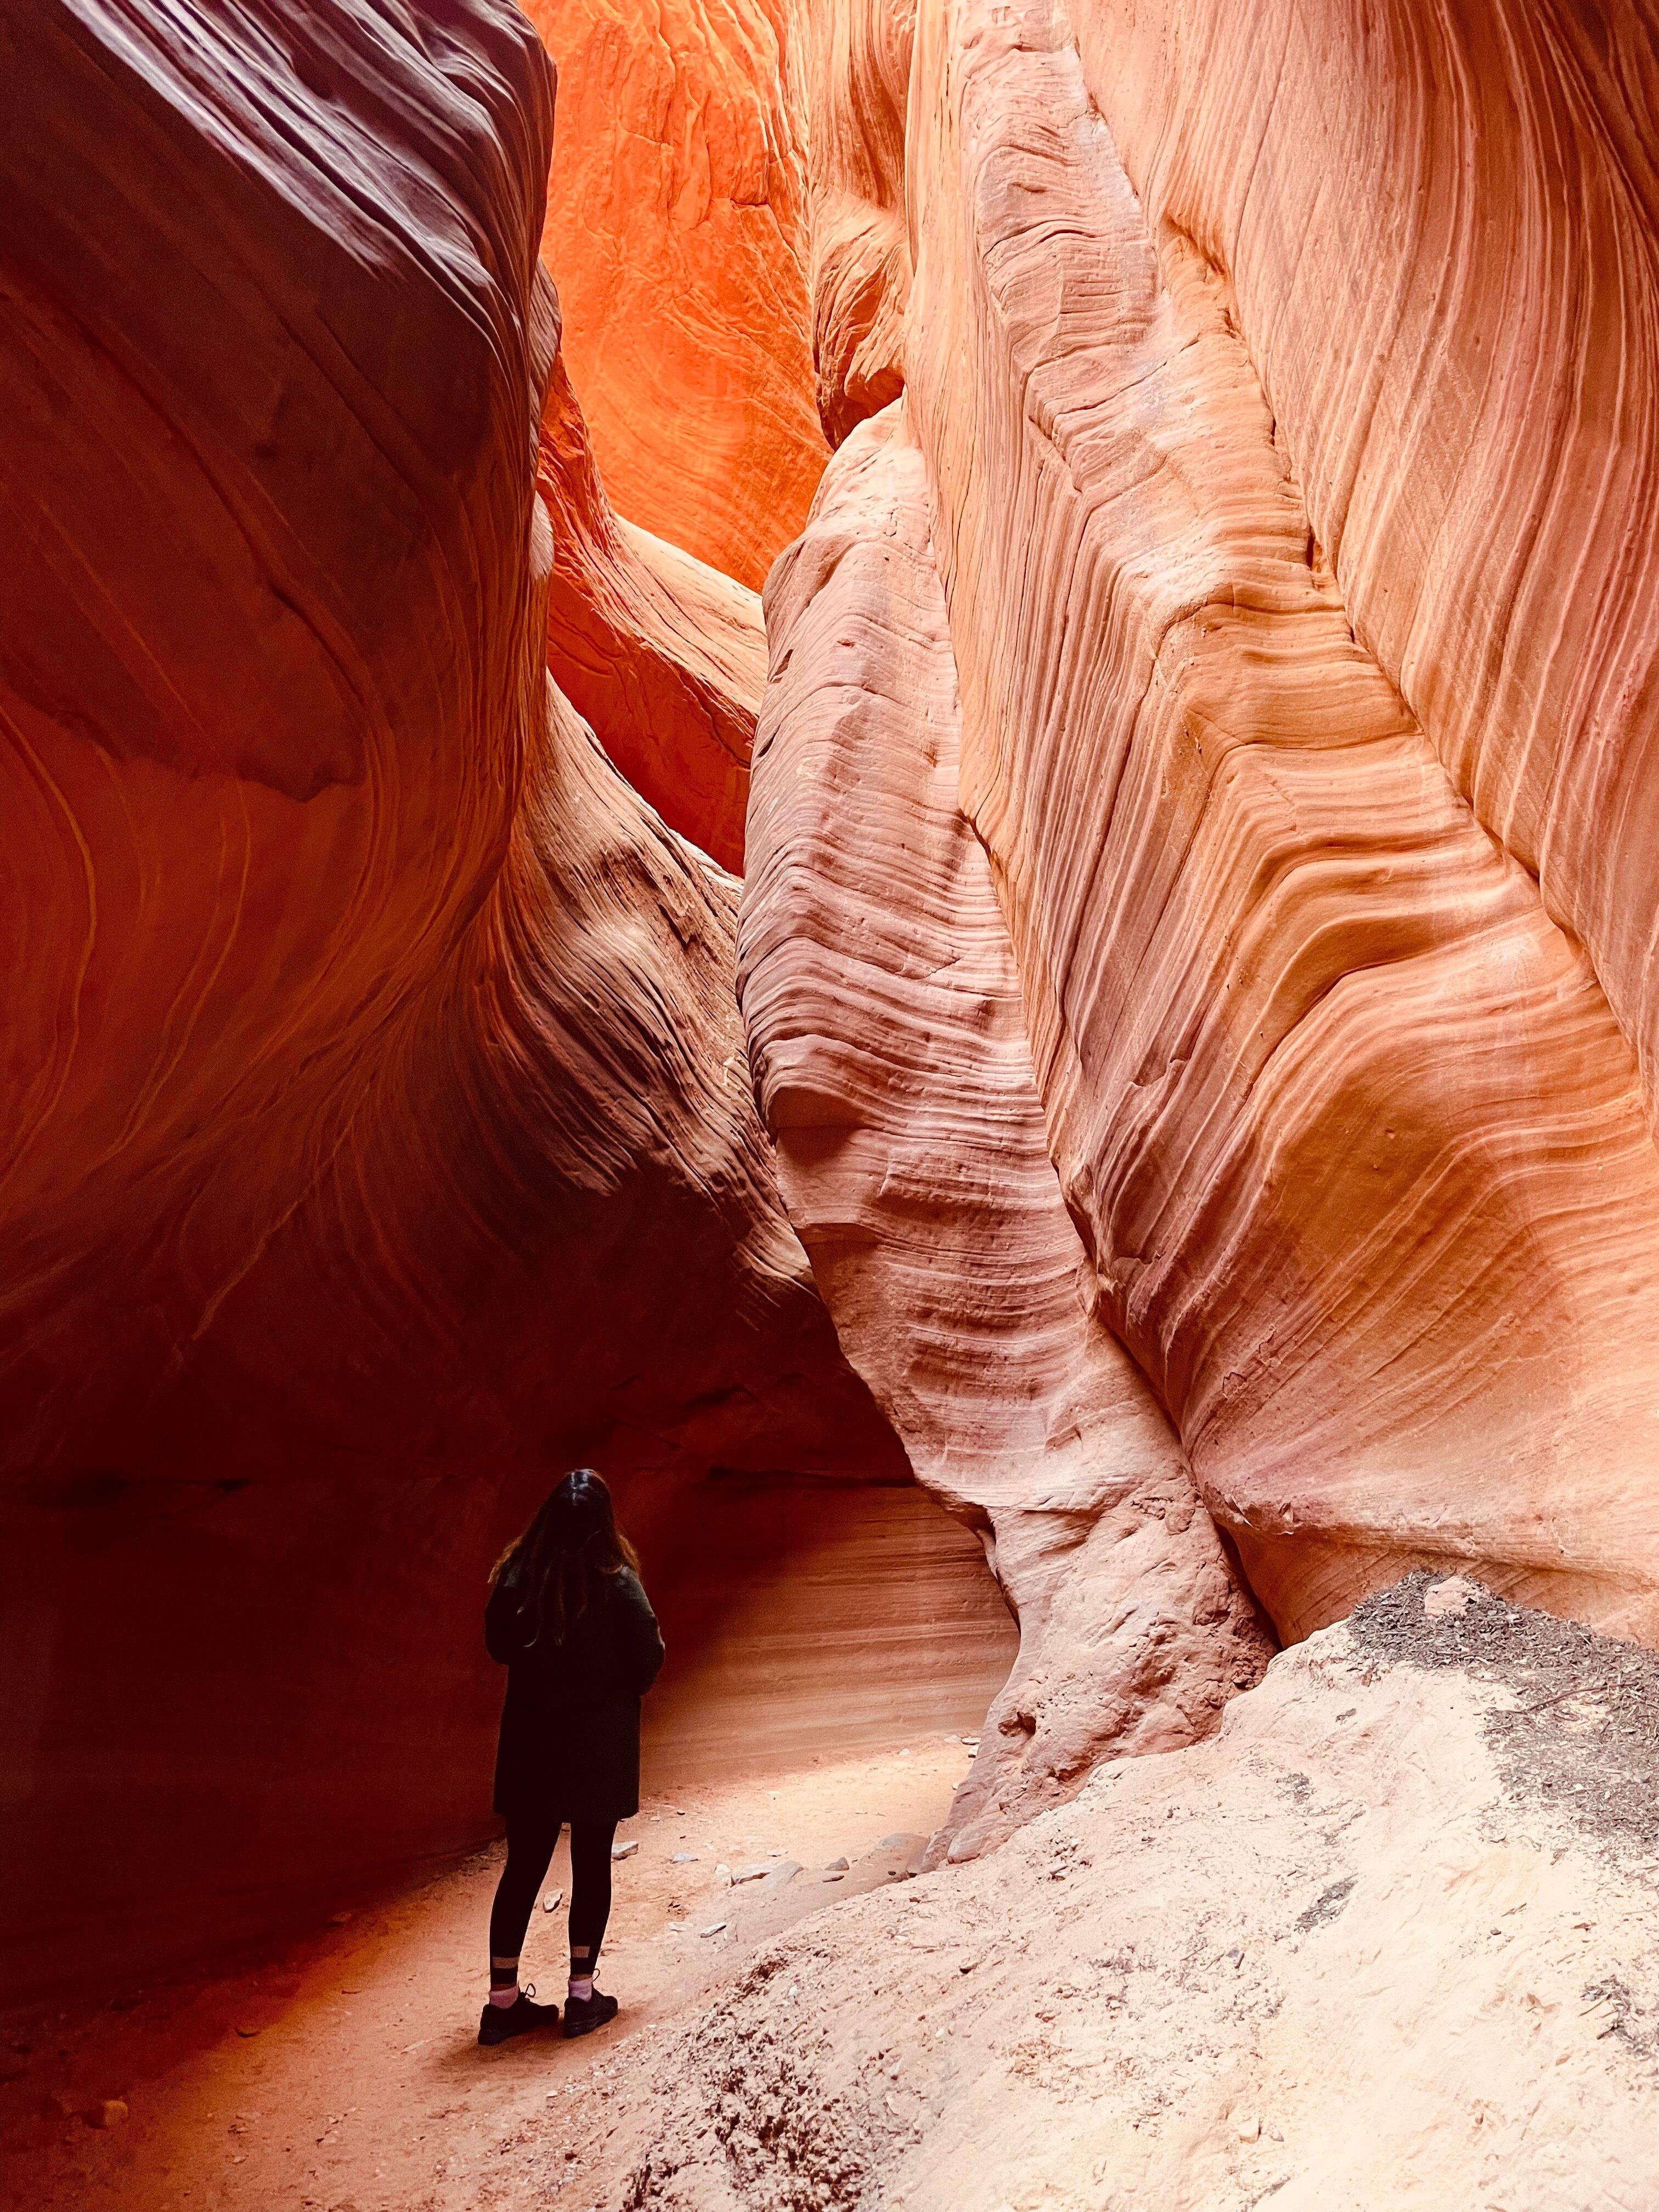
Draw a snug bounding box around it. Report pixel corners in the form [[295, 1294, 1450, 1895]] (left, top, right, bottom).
[[1067, 0, 1659, 1137], [788, 0, 914, 447], [741, 404, 1271, 1855], [0, 0, 899, 2001], [743, 0, 1659, 1701], [522, 0, 828, 584]]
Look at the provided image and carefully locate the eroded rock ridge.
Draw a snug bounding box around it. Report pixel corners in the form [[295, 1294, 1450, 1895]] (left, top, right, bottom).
[[743, 0, 1659, 1767]]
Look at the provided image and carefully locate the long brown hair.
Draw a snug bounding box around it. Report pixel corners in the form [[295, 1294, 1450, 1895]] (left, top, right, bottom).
[[489, 1469, 639, 1646]]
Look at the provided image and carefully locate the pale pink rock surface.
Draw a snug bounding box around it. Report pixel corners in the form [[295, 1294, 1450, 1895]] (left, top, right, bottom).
[[789, 0, 913, 445], [741, 403, 1271, 1854], [889, 0, 1659, 1644], [1067, 0, 1659, 1144], [616, 1580, 1659, 2209]]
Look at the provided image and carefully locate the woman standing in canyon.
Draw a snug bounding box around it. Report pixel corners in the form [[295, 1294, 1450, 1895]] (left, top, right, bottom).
[[478, 1469, 665, 2046]]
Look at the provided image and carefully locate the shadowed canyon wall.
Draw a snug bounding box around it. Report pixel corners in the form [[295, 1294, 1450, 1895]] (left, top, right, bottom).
[[0, 0, 915, 2005]]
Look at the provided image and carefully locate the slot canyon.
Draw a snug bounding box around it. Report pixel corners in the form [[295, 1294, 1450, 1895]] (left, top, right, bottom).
[[4, 0, 1659, 2202]]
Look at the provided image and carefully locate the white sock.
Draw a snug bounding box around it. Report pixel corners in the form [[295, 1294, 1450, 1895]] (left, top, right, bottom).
[[489, 1956, 520, 2006]]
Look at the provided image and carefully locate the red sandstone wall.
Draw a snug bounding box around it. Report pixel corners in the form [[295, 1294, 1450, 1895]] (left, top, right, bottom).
[[0, 0, 905, 2005], [521, 0, 828, 585]]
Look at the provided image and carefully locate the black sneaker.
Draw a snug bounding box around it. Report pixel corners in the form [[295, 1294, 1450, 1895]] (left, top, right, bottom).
[[562, 1989, 619, 2040], [478, 1984, 561, 2046]]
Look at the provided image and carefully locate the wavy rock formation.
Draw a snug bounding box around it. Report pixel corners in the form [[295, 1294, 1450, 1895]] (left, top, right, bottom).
[[789, 0, 914, 446], [618, 1577, 1659, 2209], [742, 404, 1271, 1855], [746, 0, 1659, 1683], [1069, 0, 1659, 1142], [539, 346, 764, 869], [0, 0, 903, 2000], [522, 0, 828, 584], [899, 0, 1659, 1643], [12, 0, 1659, 2060]]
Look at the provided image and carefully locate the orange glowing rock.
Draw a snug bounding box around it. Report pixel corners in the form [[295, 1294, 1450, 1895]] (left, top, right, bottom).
[[539, 342, 763, 869], [522, 0, 828, 585]]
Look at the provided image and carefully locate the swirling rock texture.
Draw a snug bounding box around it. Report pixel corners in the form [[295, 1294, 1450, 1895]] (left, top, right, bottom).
[[743, 0, 1659, 1780], [520, 0, 828, 586], [538, 345, 764, 869], [741, 405, 1271, 1858], [9, 0, 1659, 2110], [0, 0, 904, 2001], [899, 0, 1659, 1645], [788, 0, 914, 447]]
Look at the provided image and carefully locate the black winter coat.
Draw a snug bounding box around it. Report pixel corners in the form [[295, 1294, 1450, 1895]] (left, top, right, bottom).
[[487, 1565, 665, 1824]]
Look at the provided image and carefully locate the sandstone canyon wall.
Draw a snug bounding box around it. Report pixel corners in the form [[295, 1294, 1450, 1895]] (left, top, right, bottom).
[[740, 0, 1659, 1752], [9, 0, 1659, 2038], [0, 0, 905, 2004], [521, 0, 828, 588], [741, 404, 1271, 1857]]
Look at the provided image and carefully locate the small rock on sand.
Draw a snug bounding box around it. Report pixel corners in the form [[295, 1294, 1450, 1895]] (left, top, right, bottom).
[[88, 2100, 129, 2130], [541, 1888, 563, 1911], [670, 1852, 698, 1864], [698, 1923, 726, 1939], [1423, 1575, 1481, 1620], [612, 1840, 639, 1862]]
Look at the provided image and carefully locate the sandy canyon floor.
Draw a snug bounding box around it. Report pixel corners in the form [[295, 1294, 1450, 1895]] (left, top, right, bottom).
[[13, 1566, 1659, 2211], [2, 1477, 1017, 2210], [2, 1736, 978, 2211]]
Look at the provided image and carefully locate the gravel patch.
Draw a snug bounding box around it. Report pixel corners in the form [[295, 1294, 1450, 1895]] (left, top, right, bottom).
[[1352, 1572, 1659, 1857]]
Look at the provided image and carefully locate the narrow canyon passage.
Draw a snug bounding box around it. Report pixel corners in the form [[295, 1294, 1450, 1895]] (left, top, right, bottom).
[[9, 0, 1659, 2199], [1, 1479, 1016, 2209]]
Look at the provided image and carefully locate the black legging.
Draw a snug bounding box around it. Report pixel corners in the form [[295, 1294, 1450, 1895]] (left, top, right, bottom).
[[489, 1815, 617, 1973]]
